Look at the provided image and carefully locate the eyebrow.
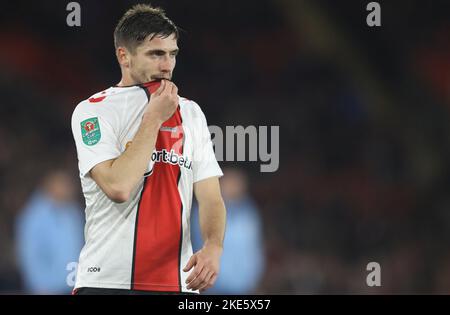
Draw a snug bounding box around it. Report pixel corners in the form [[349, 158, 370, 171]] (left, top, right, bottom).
[[146, 49, 179, 55]]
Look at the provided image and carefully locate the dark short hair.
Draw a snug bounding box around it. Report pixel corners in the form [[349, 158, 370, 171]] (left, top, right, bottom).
[[114, 4, 179, 52]]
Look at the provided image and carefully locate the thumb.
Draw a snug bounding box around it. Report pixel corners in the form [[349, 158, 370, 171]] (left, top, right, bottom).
[[183, 254, 196, 272]]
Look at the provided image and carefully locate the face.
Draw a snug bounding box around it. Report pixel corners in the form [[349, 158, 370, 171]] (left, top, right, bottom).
[[119, 33, 179, 84], [44, 171, 76, 203], [221, 168, 248, 201]]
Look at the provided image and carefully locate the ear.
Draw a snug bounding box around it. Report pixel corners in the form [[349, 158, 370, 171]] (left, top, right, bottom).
[[116, 47, 130, 68]]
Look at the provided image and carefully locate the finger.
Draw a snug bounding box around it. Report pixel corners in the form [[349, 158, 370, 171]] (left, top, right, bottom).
[[186, 263, 203, 284], [202, 273, 218, 292], [187, 267, 209, 291], [150, 82, 164, 97], [162, 80, 173, 96], [154, 79, 165, 96], [183, 255, 196, 272], [210, 273, 218, 286], [155, 80, 167, 96], [198, 271, 214, 292], [199, 272, 217, 292], [188, 269, 206, 290], [171, 83, 178, 97]]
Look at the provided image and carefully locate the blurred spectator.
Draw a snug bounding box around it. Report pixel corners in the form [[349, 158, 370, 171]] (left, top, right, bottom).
[[191, 167, 265, 294], [15, 170, 84, 294]]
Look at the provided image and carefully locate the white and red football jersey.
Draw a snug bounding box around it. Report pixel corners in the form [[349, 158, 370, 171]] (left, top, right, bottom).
[[71, 81, 223, 293]]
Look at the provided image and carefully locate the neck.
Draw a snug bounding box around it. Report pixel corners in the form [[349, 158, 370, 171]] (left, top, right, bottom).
[[117, 78, 136, 87], [117, 70, 138, 87]]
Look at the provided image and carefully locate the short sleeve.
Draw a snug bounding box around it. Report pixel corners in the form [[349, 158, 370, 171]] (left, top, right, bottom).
[[71, 105, 121, 177], [192, 104, 223, 183]]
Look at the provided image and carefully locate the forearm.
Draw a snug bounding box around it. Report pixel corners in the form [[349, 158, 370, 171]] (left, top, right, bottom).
[[104, 114, 161, 195], [198, 199, 227, 248]]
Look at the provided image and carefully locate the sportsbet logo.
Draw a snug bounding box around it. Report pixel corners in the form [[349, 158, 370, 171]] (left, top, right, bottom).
[[152, 149, 192, 170], [81, 117, 101, 146]]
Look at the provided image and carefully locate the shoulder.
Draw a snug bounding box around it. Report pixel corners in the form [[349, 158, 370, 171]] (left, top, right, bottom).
[[73, 88, 118, 113], [71, 87, 129, 123], [178, 96, 206, 120]]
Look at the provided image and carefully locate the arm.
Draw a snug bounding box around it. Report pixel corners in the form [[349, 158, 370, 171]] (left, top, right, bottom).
[[184, 176, 226, 292], [90, 80, 178, 203]]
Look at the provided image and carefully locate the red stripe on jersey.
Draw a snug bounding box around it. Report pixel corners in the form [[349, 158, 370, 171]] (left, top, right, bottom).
[[132, 107, 184, 292]]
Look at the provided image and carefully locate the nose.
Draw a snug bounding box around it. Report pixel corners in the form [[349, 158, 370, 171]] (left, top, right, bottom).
[[159, 55, 174, 73]]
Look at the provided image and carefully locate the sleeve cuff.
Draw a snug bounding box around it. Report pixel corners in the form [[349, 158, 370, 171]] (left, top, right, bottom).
[[79, 154, 120, 178]]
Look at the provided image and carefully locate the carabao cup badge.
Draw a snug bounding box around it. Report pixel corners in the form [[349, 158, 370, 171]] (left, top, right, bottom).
[[81, 117, 101, 146]]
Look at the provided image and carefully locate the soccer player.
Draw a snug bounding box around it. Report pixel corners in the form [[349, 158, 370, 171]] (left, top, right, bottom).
[[71, 4, 226, 295]]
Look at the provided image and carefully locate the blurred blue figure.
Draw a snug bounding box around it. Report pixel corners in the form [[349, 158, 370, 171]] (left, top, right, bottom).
[[15, 170, 84, 294], [191, 167, 265, 294]]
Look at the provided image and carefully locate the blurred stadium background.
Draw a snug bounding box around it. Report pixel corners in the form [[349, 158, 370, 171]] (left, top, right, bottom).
[[1, 0, 450, 294]]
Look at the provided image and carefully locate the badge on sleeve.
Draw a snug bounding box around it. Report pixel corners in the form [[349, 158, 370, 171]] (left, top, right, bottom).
[[81, 117, 101, 146]]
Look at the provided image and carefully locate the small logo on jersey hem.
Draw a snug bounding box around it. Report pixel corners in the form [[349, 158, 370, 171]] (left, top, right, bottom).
[[81, 117, 101, 146], [87, 267, 101, 273]]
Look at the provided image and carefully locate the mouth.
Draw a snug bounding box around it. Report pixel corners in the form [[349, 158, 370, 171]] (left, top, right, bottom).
[[151, 74, 171, 81]]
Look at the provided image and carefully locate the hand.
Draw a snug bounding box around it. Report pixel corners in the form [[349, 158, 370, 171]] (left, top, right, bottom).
[[183, 243, 223, 292], [144, 80, 179, 124]]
